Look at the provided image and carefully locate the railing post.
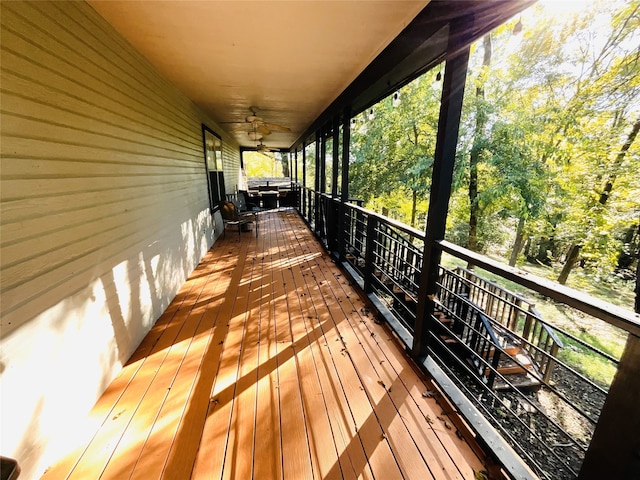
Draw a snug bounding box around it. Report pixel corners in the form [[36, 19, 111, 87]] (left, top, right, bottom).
[[487, 339, 501, 390], [355, 208, 365, 257], [578, 334, 640, 479], [412, 28, 471, 357], [542, 342, 558, 384], [363, 214, 378, 294], [522, 305, 534, 341]]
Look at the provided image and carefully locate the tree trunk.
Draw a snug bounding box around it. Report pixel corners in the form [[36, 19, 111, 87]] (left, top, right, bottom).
[[598, 119, 640, 205], [468, 155, 479, 251], [411, 190, 418, 227], [533, 236, 555, 266], [509, 216, 527, 266], [467, 33, 491, 252], [635, 240, 640, 313], [559, 119, 640, 284], [281, 152, 290, 177], [523, 236, 532, 258], [635, 223, 640, 314], [558, 244, 582, 285]]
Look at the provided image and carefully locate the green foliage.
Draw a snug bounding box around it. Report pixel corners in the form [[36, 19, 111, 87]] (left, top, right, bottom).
[[349, 74, 443, 227], [452, 0, 640, 281], [348, 0, 639, 301], [245, 151, 286, 178]]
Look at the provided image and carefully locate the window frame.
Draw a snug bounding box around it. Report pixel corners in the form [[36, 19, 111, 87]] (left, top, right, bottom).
[[202, 124, 225, 212]]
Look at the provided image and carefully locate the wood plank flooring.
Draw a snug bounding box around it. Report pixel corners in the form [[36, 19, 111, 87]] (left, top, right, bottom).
[[42, 210, 488, 480]]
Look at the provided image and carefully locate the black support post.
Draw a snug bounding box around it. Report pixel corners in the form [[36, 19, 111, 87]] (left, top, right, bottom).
[[302, 143, 307, 217], [339, 106, 351, 260], [412, 23, 471, 358], [314, 136, 321, 233], [319, 130, 326, 193], [332, 116, 340, 197], [578, 334, 640, 479], [326, 117, 341, 251]]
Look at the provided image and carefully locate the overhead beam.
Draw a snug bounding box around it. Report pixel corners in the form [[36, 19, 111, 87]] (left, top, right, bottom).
[[290, 0, 535, 150]]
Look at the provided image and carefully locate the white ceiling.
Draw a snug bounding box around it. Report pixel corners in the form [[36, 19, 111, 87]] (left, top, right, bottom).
[[89, 0, 430, 149]]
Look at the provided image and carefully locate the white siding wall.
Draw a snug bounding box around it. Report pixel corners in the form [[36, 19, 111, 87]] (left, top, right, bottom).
[[0, 2, 239, 477]]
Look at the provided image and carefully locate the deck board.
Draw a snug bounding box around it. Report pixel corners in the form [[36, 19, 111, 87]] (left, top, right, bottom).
[[42, 211, 489, 480]]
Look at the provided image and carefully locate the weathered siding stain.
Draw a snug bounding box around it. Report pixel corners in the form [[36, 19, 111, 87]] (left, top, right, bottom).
[[0, 1, 239, 477]]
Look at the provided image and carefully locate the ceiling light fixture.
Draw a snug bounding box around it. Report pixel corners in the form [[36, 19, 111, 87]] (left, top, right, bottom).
[[513, 17, 522, 35]]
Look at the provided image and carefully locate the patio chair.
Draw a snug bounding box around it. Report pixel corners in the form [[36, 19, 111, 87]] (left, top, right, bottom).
[[219, 201, 257, 239], [237, 190, 260, 214]]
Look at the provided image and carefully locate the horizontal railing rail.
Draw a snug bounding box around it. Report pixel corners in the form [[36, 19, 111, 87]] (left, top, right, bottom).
[[297, 192, 639, 480], [437, 240, 640, 336]]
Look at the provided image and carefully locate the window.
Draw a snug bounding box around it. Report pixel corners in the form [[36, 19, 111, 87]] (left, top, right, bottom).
[[202, 125, 225, 211]]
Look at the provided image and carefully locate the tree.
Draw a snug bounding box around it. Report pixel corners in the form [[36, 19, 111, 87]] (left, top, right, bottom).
[[550, 1, 640, 283], [558, 118, 640, 283], [467, 34, 492, 252], [454, 0, 640, 282], [349, 74, 442, 227]]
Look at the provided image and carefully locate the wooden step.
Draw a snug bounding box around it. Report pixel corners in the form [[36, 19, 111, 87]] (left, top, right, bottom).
[[434, 312, 453, 324], [381, 276, 394, 287], [497, 364, 528, 375], [485, 345, 520, 357], [440, 335, 459, 346], [494, 371, 542, 391], [485, 353, 533, 377]]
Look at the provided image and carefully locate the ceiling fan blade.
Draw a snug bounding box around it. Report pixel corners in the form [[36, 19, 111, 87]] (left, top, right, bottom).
[[225, 124, 254, 132], [257, 125, 272, 136], [262, 122, 291, 133]]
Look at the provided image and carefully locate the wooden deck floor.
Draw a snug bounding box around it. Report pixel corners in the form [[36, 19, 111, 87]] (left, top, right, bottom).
[[42, 210, 488, 480]]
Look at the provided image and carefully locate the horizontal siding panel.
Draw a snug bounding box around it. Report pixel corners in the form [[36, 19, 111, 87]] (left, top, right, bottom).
[[0, 71, 200, 155], [2, 4, 199, 140], [221, 143, 240, 192], [0, 156, 203, 181], [1, 101, 201, 160], [0, 48, 198, 147], [0, 207, 207, 337], [1, 183, 203, 269], [1, 186, 208, 310], [0, 2, 241, 478], [0, 180, 198, 227], [0, 172, 203, 201], [48, 1, 197, 119], [1, 134, 200, 172]]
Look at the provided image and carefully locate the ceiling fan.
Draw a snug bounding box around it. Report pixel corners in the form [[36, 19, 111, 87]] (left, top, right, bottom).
[[223, 107, 291, 137], [256, 140, 280, 154]]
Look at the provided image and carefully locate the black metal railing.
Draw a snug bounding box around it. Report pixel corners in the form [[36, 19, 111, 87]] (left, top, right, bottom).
[[447, 267, 564, 383], [297, 192, 638, 480]]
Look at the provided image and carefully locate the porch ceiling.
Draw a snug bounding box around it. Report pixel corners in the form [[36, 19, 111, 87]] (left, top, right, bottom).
[[88, 0, 429, 150]]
